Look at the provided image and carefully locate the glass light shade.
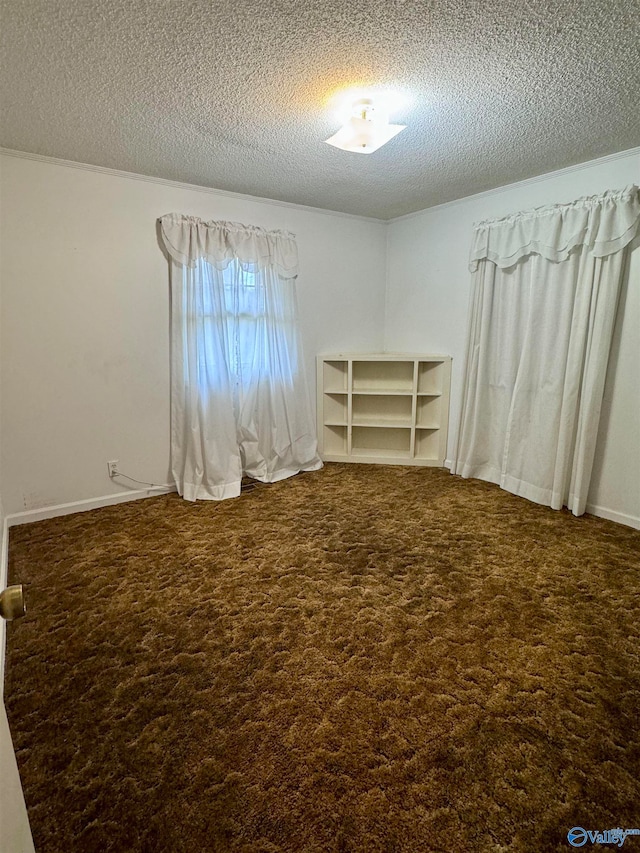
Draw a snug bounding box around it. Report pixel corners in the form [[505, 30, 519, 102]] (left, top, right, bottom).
[[325, 116, 406, 154]]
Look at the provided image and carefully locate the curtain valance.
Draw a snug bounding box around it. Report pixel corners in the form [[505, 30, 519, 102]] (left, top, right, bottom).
[[159, 213, 299, 278], [469, 185, 640, 271]]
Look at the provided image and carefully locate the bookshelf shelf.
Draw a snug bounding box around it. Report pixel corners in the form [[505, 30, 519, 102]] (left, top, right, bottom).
[[317, 354, 451, 467]]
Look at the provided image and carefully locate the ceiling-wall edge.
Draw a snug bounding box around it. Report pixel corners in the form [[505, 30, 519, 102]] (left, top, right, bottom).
[[0, 148, 388, 225], [388, 146, 640, 224], [2, 145, 638, 227]]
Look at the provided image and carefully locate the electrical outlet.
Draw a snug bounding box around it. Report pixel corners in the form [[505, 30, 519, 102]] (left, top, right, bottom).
[[107, 460, 119, 478]]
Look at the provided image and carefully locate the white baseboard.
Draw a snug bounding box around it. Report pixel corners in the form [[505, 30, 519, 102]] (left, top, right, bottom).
[[446, 464, 638, 529], [6, 486, 177, 529], [585, 502, 640, 530]]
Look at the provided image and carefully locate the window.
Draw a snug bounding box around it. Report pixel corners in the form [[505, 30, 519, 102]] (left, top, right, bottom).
[[162, 212, 320, 500], [188, 259, 297, 393]]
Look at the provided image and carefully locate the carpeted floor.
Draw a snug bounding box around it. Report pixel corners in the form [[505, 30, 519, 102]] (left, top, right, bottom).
[[5, 464, 640, 852]]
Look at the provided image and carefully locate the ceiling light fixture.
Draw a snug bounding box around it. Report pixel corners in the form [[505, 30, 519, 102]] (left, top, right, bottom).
[[325, 98, 406, 154]]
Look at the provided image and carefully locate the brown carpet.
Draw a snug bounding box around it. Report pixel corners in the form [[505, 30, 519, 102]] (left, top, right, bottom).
[[5, 464, 640, 853]]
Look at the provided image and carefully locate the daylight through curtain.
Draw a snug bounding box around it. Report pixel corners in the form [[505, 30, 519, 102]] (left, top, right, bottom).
[[160, 214, 322, 501]]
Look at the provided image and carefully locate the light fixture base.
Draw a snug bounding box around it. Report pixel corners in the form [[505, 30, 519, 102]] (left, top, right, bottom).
[[325, 117, 406, 154], [325, 96, 406, 154]]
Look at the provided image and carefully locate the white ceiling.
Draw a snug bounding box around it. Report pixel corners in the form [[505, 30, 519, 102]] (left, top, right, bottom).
[[1, 0, 639, 219]]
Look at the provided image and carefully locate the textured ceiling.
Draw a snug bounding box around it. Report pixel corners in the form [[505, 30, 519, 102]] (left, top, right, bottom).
[[1, 0, 639, 219]]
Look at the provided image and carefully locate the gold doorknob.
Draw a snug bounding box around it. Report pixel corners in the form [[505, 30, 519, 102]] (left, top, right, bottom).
[[0, 585, 26, 620]]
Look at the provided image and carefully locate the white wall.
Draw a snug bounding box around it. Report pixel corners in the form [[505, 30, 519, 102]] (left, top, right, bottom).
[[1, 149, 638, 525], [385, 149, 640, 526], [0, 154, 386, 515]]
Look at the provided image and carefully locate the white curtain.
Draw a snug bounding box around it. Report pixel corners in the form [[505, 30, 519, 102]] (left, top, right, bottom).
[[454, 186, 640, 516], [160, 213, 322, 501]]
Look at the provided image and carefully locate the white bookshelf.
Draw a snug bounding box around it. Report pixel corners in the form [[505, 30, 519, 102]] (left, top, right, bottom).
[[317, 354, 451, 466]]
